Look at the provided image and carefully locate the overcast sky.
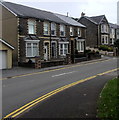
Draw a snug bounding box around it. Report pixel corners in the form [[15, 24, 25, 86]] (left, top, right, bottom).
[[2, 0, 119, 24]]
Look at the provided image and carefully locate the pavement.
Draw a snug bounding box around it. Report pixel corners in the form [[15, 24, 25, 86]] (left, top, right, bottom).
[[19, 73, 116, 119], [2, 56, 110, 79]]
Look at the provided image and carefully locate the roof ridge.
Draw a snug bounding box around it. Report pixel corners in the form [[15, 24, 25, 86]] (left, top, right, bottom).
[[3, 1, 53, 15], [90, 15, 105, 18]]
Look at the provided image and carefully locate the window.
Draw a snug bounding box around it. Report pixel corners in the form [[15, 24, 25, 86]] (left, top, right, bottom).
[[70, 27, 73, 36], [111, 29, 115, 35], [44, 22, 50, 35], [51, 23, 56, 36], [60, 25, 65, 36], [101, 35, 108, 44], [59, 42, 69, 56], [28, 20, 36, 34], [101, 24, 108, 33], [77, 28, 81, 37], [26, 42, 39, 57], [101, 35, 104, 44], [110, 38, 114, 44], [77, 41, 84, 52]]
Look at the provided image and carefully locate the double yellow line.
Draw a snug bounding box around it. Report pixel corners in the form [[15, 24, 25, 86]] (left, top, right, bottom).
[[4, 67, 119, 119]]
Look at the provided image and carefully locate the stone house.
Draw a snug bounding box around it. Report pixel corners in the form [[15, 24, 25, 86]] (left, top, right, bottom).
[[1, 2, 86, 66], [78, 14, 110, 48]]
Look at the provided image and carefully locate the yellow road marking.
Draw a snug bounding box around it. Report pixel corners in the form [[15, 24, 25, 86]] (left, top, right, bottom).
[[1, 59, 111, 80], [3, 67, 118, 119], [97, 68, 119, 76]]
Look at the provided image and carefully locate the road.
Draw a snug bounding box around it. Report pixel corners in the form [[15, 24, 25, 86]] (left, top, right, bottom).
[[2, 57, 118, 118]]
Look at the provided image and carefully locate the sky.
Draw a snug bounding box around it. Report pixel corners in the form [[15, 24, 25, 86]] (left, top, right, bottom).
[[1, 0, 119, 24]]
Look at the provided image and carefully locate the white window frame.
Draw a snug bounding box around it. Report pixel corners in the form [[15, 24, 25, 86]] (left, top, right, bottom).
[[110, 38, 114, 45], [70, 26, 73, 36], [76, 40, 84, 52], [59, 42, 69, 56], [44, 22, 50, 35], [28, 20, 36, 34], [25, 40, 40, 57], [77, 28, 81, 37], [101, 24, 109, 33], [51, 23, 56, 36], [101, 35, 109, 45], [60, 24, 65, 37]]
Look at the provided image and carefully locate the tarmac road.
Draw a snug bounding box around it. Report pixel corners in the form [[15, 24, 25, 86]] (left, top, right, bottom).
[[2, 57, 118, 118]]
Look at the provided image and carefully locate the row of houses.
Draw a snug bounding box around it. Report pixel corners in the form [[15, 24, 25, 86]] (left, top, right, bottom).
[[0, 2, 119, 69]]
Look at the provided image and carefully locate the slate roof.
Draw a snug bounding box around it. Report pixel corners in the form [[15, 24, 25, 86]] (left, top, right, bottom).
[[2, 2, 68, 24], [109, 23, 119, 29], [2, 2, 85, 27], [90, 15, 105, 24], [80, 15, 106, 25], [55, 14, 86, 27]]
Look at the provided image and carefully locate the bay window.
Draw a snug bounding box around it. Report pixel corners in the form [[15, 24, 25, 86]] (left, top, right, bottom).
[[28, 20, 36, 34], [101, 35, 108, 44], [59, 42, 69, 56], [26, 41, 39, 57], [77, 40, 84, 52]]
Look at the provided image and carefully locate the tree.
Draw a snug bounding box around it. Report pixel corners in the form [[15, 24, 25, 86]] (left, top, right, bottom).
[[114, 39, 119, 49]]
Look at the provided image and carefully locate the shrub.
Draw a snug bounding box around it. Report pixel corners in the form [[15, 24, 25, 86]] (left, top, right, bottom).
[[99, 45, 113, 52]]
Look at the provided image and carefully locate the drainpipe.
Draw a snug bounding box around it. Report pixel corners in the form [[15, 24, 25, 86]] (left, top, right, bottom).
[[50, 22, 52, 60]]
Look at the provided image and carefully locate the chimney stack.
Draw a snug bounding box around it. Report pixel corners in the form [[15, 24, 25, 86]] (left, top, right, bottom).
[[67, 12, 69, 17], [81, 12, 85, 17]]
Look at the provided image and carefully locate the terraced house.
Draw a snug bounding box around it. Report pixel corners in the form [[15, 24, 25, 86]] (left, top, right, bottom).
[[0, 2, 86, 68]]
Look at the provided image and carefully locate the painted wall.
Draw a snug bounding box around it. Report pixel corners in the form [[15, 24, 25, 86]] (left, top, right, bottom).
[[0, 42, 13, 69], [1, 5, 18, 65]]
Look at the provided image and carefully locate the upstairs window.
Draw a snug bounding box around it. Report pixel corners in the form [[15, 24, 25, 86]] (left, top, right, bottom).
[[28, 20, 36, 34], [77, 28, 81, 37], [70, 27, 73, 36], [51, 23, 56, 36], [44, 22, 50, 35], [101, 24, 109, 33], [60, 25, 65, 36]]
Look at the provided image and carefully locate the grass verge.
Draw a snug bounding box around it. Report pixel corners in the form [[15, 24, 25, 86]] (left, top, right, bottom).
[[97, 77, 119, 120]]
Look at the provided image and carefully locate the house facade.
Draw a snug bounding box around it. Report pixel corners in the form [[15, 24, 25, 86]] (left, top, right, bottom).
[[109, 23, 119, 45], [1, 2, 86, 66], [78, 14, 110, 48]]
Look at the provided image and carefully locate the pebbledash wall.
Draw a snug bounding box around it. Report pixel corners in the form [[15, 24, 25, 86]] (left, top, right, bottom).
[[117, 1, 119, 25]]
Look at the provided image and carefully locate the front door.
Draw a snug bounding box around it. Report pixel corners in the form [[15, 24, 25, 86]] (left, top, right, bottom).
[[52, 42, 57, 58], [44, 46, 48, 60]]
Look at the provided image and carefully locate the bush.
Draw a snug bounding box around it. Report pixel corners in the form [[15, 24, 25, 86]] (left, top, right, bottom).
[[85, 49, 91, 53], [114, 39, 119, 49], [99, 45, 113, 52]]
